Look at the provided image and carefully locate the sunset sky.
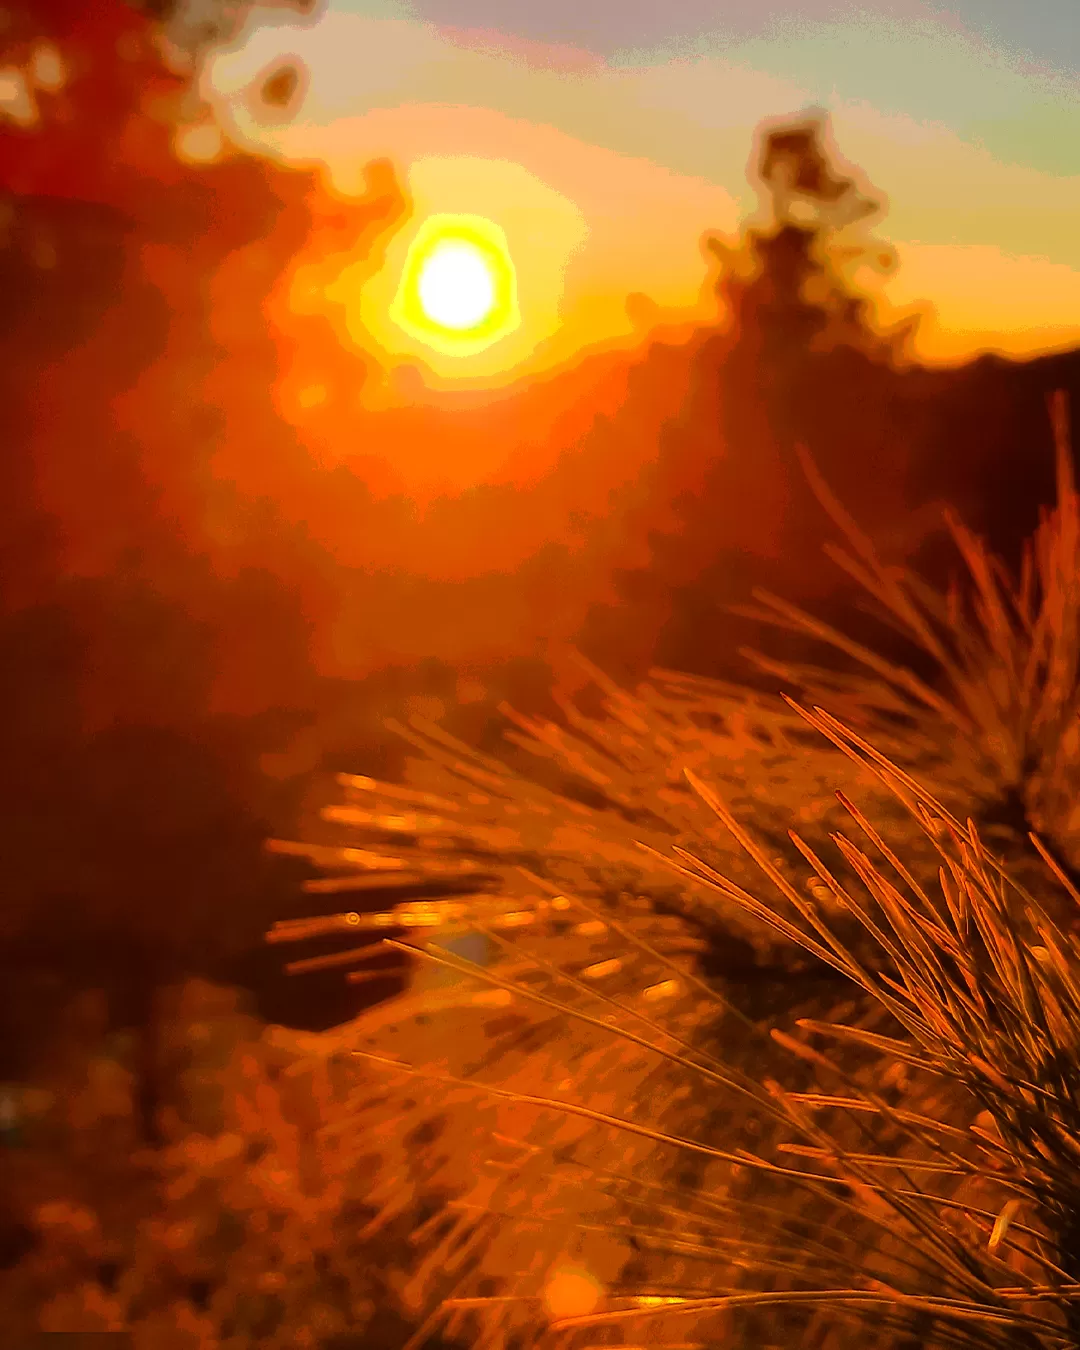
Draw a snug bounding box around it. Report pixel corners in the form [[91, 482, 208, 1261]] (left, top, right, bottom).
[[198, 0, 1080, 381]]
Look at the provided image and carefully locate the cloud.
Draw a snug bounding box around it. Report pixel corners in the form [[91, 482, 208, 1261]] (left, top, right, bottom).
[[201, 1, 1080, 368]]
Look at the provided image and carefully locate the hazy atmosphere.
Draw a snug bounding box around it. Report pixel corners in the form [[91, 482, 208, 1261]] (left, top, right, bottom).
[[199, 0, 1080, 373], [1, 0, 1077, 1010], [4, 0, 1080, 1343]]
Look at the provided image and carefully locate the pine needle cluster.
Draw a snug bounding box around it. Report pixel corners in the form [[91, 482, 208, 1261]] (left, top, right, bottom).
[[269, 394, 1080, 1349], [738, 391, 1080, 875]]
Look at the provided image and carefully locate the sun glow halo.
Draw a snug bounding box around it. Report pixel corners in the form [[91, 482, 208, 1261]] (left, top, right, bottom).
[[390, 214, 520, 357]]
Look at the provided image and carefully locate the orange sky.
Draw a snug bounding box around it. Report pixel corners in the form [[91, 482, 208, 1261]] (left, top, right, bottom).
[[188, 0, 1080, 390], [9, 0, 1077, 721]]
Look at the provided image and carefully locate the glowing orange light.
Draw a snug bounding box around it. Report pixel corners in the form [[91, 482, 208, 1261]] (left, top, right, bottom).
[[389, 213, 520, 357], [541, 1265, 603, 1320]]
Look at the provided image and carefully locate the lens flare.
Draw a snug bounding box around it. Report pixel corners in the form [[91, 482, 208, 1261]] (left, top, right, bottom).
[[541, 1265, 603, 1320], [390, 213, 520, 358]]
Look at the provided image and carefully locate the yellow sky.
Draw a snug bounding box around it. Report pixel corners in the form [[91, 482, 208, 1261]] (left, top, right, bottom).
[[199, 2, 1080, 380]]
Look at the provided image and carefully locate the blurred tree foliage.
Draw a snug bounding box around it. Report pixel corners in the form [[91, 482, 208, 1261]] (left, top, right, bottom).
[[1, 1, 1078, 1138], [0, 0, 344, 1129], [579, 113, 1080, 683]]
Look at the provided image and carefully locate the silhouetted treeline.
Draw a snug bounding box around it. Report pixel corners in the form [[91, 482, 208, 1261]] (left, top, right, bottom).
[[578, 115, 1079, 680], [1, 0, 1078, 1067]]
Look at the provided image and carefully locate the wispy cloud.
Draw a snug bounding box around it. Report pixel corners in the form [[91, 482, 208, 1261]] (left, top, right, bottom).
[[201, 0, 1080, 368]]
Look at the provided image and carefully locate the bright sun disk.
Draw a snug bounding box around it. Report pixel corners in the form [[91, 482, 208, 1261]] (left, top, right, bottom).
[[417, 241, 495, 330], [388, 213, 521, 360]]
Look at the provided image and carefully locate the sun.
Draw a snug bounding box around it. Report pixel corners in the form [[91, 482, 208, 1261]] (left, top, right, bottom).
[[417, 241, 496, 330], [390, 213, 520, 357]]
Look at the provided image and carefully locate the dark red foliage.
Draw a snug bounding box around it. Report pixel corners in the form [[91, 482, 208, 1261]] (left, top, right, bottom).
[[0, 12, 1076, 1050]]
